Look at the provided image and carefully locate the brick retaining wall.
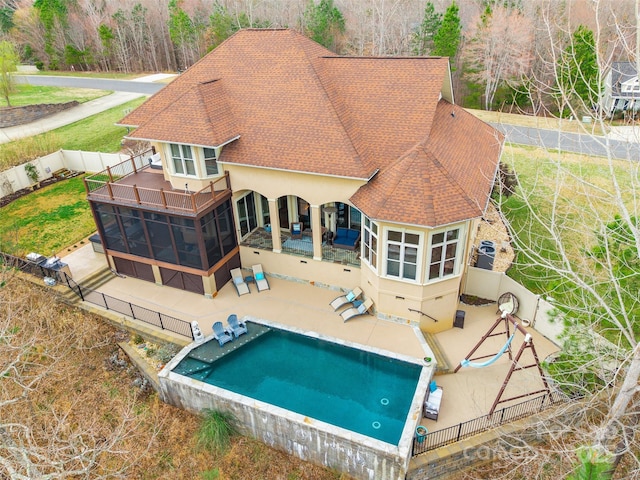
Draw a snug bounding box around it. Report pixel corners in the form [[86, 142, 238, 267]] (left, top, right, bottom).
[[0, 101, 79, 127]]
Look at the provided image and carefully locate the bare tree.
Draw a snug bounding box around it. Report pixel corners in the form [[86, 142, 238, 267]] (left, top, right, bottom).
[[462, 5, 533, 111], [0, 272, 160, 479], [486, 0, 640, 476]]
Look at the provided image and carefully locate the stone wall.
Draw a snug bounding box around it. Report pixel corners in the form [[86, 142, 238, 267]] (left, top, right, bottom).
[[0, 101, 79, 127]]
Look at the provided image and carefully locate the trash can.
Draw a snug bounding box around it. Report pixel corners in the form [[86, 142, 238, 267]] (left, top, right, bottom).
[[454, 309, 465, 329], [477, 240, 496, 270], [416, 426, 428, 443]]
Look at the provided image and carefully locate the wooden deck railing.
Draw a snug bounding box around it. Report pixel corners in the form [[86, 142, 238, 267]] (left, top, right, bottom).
[[84, 153, 231, 214]]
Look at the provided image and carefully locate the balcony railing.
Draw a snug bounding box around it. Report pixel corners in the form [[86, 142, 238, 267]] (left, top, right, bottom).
[[85, 152, 231, 214]]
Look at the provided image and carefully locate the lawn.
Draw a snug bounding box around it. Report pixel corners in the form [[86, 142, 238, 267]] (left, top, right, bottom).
[[0, 176, 96, 256], [500, 143, 637, 294], [1, 83, 109, 107], [0, 96, 147, 169]]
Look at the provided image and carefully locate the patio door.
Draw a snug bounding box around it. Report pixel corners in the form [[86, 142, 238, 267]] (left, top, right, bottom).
[[278, 196, 289, 229]]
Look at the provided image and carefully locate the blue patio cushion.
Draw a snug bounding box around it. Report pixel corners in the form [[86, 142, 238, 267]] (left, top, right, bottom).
[[255, 272, 265, 280], [234, 276, 243, 285], [346, 291, 355, 302]]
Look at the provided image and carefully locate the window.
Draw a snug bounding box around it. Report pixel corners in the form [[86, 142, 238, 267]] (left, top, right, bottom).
[[336, 202, 361, 230], [237, 193, 257, 238], [170, 144, 196, 176], [362, 216, 378, 270], [428, 228, 461, 280], [203, 147, 219, 176], [385, 229, 420, 281]]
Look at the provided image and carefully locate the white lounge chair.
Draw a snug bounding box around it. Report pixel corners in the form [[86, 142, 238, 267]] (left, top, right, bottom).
[[230, 268, 250, 296], [330, 287, 363, 311], [252, 264, 270, 292], [340, 298, 373, 322]]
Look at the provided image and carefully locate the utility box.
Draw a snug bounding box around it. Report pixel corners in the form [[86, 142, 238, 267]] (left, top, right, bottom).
[[477, 240, 496, 270], [454, 309, 465, 329]]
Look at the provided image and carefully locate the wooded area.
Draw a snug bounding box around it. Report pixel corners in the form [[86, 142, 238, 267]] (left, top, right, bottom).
[[0, 0, 636, 111]]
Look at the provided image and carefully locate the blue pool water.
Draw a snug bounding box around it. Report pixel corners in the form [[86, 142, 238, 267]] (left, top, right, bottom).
[[173, 325, 422, 445]]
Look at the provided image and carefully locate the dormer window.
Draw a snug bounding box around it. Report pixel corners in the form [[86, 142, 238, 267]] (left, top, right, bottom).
[[170, 144, 196, 176], [203, 147, 219, 175]]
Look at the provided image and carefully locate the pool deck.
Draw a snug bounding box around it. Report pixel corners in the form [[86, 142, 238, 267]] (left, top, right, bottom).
[[60, 244, 561, 431]]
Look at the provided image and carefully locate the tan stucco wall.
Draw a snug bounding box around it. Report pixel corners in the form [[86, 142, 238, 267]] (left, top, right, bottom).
[[224, 163, 365, 205], [240, 247, 361, 289]]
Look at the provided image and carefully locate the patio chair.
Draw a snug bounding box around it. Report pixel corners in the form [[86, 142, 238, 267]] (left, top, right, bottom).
[[252, 264, 270, 292], [230, 268, 250, 296], [340, 298, 373, 322], [329, 286, 363, 311], [212, 321, 234, 347], [290, 222, 303, 239], [227, 314, 248, 338]]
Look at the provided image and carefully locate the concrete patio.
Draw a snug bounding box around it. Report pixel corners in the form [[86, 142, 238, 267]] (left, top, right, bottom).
[[60, 243, 561, 432]]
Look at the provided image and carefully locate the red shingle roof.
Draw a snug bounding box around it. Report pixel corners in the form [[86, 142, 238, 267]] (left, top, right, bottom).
[[350, 102, 503, 227], [120, 28, 503, 227]]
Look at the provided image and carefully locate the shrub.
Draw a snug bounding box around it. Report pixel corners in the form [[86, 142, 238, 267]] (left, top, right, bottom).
[[133, 334, 145, 345], [152, 342, 180, 363], [196, 409, 238, 454]]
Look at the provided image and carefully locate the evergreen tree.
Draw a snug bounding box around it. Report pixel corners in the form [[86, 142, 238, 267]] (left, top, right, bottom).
[[33, 0, 68, 69], [411, 2, 442, 56], [432, 1, 461, 61], [558, 25, 599, 112], [303, 0, 346, 53]]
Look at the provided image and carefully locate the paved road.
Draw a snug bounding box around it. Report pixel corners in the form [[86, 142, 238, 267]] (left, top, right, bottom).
[[492, 124, 640, 161], [14, 75, 166, 95], [5, 74, 640, 161], [0, 74, 173, 144]]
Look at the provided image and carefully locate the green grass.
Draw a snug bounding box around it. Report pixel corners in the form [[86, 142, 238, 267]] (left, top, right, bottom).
[[0, 176, 95, 256], [0, 97, 146, 169], [501, 144, 637, 293], [1, 84, 110, 107], [196, 409, 238, 454]]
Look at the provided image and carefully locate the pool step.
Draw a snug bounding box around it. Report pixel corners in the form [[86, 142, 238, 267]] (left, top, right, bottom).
[[423, 332, 452, 375]]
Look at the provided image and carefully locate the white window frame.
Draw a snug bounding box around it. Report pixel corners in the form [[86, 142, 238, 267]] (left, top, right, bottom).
[[361, 216, 378, 272], [203, 147, 220, 176], [383, 228, 422, 282], [169, 144, 196, 176], [426, 226, 463, 282]]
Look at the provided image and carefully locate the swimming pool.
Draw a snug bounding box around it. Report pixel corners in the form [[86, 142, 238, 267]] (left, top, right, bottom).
[[172, 323, 422, 445], [160, 317, 431, 479]]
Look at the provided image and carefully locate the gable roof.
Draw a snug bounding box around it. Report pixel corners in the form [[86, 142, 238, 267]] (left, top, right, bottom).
[[610, 62, 639, 98], [120, 28, 503, 227]]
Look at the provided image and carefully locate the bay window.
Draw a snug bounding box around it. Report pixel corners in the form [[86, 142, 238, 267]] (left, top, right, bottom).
[[428, 227, 461, 280], [362, 216, 378, 270], [385, 229, 420, 281]]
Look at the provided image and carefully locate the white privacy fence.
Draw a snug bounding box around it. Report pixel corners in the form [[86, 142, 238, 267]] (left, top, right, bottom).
[[0, 150, 130, 197], [463, 267, 564, 347]]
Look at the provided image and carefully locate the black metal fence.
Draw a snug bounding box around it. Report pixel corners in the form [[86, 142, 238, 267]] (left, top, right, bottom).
[[0, 252, 66, 281], [58, 272, 194, 340], [1, 250, 194, 340], [412, 390, 567, 456]]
